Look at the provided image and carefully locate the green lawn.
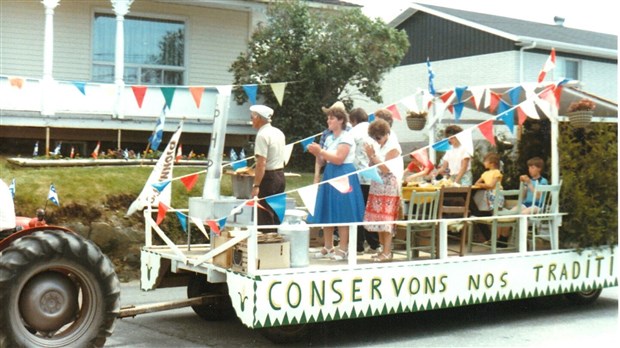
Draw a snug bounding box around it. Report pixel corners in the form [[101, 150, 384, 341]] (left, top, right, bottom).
[[1, 157, 313, 216]]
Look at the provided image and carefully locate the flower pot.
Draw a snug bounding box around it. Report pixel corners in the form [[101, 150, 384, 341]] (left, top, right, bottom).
[[406, 116, 426, 130], [567, 110, 593, 128]]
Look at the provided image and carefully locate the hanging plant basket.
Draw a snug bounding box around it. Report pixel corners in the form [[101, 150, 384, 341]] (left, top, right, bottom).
[[567, 110, 593, 128], [406, 113, 427, 130]]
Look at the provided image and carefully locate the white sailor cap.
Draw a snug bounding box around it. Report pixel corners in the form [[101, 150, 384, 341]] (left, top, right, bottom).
[[250, 105, 274, 120]]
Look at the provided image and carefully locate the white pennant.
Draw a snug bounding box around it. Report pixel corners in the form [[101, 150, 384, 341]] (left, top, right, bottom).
[[270, 82, 287, 106], [422, 91, 434, 112], [283, 143, 293, 165], [455, 130, 474, 157], [469, 86, 485, 110], [400, 95, 419, 113], [483, 88, 492, 110], [190, 216, 209, 239], [216, 85, 232, 96], [520, 99, 540, 119], [298, 184, 319, 216], [328, 176, 351, 193]]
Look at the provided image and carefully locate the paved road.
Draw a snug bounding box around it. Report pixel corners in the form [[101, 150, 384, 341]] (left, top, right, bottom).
[[107, 281, 618, 347]]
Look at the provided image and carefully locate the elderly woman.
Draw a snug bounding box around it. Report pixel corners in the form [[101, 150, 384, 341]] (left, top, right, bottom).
[[435, 125, 473, 186], [363, 117, 404, 262], [307, 105, 365, 261]]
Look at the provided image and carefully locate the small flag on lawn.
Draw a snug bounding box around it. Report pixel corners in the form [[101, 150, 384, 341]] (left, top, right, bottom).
[[48, 183, 59, 206], [91, 141, 101, 159], [9, 179, 15, 199], [33, 141, 39, 156]]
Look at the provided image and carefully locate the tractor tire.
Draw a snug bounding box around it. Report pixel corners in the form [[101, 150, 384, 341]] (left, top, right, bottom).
[[565, 288, 603, 305], [0, 230, 120, 348], [187, 273, 235, 321]]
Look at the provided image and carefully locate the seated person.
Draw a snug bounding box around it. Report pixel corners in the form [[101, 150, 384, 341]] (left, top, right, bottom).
[[403, 149, 434, 184], [29, 208, 47, 228], [518, 157, 548, 214], [471, 153, 505, 244]]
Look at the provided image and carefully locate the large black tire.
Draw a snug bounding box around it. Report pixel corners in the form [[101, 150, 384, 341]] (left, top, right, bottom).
[[565, 288, 603, 305], [0, 230, 120, 348], [187, 273, 235, 321], [259, 324, 310, 344]]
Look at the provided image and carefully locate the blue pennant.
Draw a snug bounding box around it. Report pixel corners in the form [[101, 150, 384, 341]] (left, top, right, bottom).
[[454, 102, 465, 121], [73, 81, 86, 95], [300, 137, 315, 152], [508, 86, 521, 106], [368, 113, 375, 122], [175, 212, 188, 233], [432, 138, 452, 152], [242, 84, 258, 105], [265, 193, 287, 224], [359, 167, 383, 184], [232, 159, 248, 171], [151, 180, 171, 192], [217, 216, 227, 231], [455, 86, 468, 102]]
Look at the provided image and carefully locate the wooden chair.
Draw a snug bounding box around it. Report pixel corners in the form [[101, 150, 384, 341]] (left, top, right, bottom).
[[528, 184, 561, 251], [394, 190, 441, 259], [438, 186, 472, 257], [468, 183, 523, 253]]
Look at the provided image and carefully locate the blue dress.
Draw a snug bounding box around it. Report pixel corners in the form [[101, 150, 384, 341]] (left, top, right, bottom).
[[309, 132, 365, 223]]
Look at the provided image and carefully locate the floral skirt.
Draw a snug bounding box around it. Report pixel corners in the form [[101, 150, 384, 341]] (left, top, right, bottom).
[[364, 172, 400, 233]]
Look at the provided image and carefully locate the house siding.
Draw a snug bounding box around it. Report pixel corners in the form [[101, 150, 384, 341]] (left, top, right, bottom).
[[397, 12, 516, 65], [1, 0, 249, 85]]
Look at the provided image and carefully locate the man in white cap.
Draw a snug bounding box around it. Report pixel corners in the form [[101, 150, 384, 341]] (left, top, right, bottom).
[[249, 104, 286, 232]]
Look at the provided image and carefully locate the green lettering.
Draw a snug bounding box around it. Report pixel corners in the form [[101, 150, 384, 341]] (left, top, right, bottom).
[[572, 261, 581, 279], [548, 263, 557, 281], [439, 275, 448, 292], [425, 277, 436, 293], [391, 277, 405, 296], [533, 265, 543, 281], [409, 277, 421, 295], [311, 280, 325, 306], [595, 256, 604, 277], [500, 272, 508, 288], [559, 264, 568, 280], [610, 256, 615, 276], [268, 281, 282, 310], [352, 278, 363, 302], [287, 282, 302, 308], [331, 279, 343, 304], [468, 275, 481, 290], [371, 278, 382, 300], [484, 274, 494, 288]]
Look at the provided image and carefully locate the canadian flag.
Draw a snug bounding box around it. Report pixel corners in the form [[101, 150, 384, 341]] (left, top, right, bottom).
[[91, 141, 100, 159], [537, 48, 556, 83], [176, 144, 183, 163]]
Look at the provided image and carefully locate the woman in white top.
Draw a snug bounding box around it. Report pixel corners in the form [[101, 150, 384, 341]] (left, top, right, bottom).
[[436, 125, 473, 186], [307, 106, 365, 261]]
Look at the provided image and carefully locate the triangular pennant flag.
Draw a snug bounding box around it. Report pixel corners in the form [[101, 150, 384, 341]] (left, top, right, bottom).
[[216, 85, 232, 96], [538, 48, 556, 83], [469, 86, 485, 111], [132, 85, 147, 108], [517, 107, 528, 125], [422, 91, 434, 111], [439, 90, 454, 104], [180, 173, 199, 192], [48, 183, 60, 206], [500, 111, 515, 134], [453, 102, 465, 121], [478, 120, 495, 146], [189, 86, 205, 108], [455, 86, 467, 102], [151, 180, 171, 192], [73, 81, 86, 95], [175, 211, 188, 232], [384, 157, 404, 180], [160, 87, 176, 109], [266, 193, 287, 224], [454, 131, 474, 156], [432, 138, 452, 152], [206, 219, 221, 235], [489, 92, 500, 114], [243, 84, 258, 105], [483, 88, 492, 110], [156, 202, 169, 225], [283, 143, 293, 165], [368, 113, 375, 122], [386, 104, 402, 121], [217, 216, 227, 231], [91, 141, 100, 159], [298, 184, 319, 216], [508, 86, 521, 106], [190, 216, 208, 236], [176, 144, 183, 163], [328, 175, 352, 193], [553, 85, 563, 109], [400, 95, 419, 113], [446, 103, 454, 115], [270, 82, 287, 106], [300, 136, 315, 152], [9, 77, 24, 89], [359, 167, 383, 184]]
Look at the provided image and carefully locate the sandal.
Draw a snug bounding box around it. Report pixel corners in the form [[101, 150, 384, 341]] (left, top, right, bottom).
[[372, 252, 393, 263], [313, 247, 334, 259], [330, 248, 348, 261]]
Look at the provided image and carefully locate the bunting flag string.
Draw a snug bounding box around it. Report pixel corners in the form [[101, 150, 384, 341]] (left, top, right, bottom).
[[175, 211, 188, 232], [131, 86, 147, 108], [156, 202, 169, 225], [9, 77, 24, 89], [180, 173, 199, 192], [386, 104, 402, 121], [72, 81, 86, 95], [189, 86, 205, 108], [160, 87, 176, 109], [265, 193, 287, 224], [478, 120, 495, 146], [270, 82, 287, 106], [242, 84, 258, 105]]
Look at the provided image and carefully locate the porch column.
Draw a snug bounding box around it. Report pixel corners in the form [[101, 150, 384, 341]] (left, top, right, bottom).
[[41, 0, 60, 116], [111, 0, 134, 119]]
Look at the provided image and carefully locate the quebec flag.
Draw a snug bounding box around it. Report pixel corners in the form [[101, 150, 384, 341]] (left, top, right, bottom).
[[48, 183, 60, 206]]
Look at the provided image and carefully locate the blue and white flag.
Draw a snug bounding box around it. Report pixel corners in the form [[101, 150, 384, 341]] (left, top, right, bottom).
[[33, 141, 39, 156], [427, 57, 436, 96], [52, 142, 62, 156], [9, 179, 15, 199], [148, 105, 167, 151], [48, 183, 60, 206]]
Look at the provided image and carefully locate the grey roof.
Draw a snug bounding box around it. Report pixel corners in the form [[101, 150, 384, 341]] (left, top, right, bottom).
[[421, 4, 616, 50]]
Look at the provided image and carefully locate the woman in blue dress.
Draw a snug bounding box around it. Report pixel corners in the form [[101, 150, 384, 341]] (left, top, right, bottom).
[[307, 104, 365, 261]]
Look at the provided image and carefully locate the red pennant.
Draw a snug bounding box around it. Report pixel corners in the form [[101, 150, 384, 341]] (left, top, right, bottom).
[[131, 85, 147, 108], [386, 104, 401, 121], [517, 107, 528, 125], [478, 120, 495, 146], [553, 85, 563, 109], [489, 93, 500, 114], [180, 173, 199, 192], [439, 90, 454, 103], [206, 220, 220, 235], [189, 87, 205, 108], [156, 202, 169, 225], [539, 85, 557, 106], [9, 77, 24, 89], [446, 104, 454, 114]]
